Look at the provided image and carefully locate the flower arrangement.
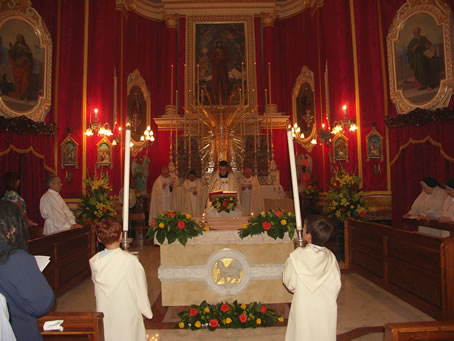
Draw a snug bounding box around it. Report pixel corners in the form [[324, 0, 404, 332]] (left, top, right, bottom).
[[77, 173, 117, 224], [211, 196, 237, 213], [302, 180, 320, 203], [325, 167, 367, 223], [147, 211, 205, 246], [238, 209, 296, 240], [177, 300, 284, 331]]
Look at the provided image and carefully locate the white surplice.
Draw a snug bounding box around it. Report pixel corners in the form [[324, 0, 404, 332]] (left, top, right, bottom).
[[440, 196, 454, 222], [149, 175, 176, 223], [207, 172, 241, 206], [283, 244, 341, 341], [183, 178, 205, 217], [240, 175, 265, 216], [40, 189, 76, 235], [407, 187, 446, 218], [90, 248, 153, 341]]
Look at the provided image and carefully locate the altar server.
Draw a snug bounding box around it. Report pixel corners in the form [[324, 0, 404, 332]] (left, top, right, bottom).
[[40, 175, 81, 235], [90, 218, 152, 341], [404, 177, 446, 220], [438, 179, 454, 223], [183, 170, 205, 217], [207, 161, 240, 201], [149, 167, 176, 223], [283, 214, 341, 341], [240, 167, 264, 216]]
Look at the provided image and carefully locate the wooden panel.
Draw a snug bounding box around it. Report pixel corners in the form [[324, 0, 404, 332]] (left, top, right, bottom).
[[352, 248, 384, 279], [388, 238, 440, 273], [384, 321, 454, 341]]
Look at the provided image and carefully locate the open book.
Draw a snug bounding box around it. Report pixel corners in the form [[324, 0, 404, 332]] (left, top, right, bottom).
[[209, 191, 237, 202]]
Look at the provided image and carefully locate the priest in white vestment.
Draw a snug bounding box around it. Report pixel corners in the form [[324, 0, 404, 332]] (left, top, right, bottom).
[[240, 167, 265, 216], [149, 167, 176, 224], [183, 170, 205, 217], [283, 215, 341, 341], [404, 177, 446, 220], [438, 179, 454, 223], [40, 175, 81, 235], [207, 161, 240, 205]]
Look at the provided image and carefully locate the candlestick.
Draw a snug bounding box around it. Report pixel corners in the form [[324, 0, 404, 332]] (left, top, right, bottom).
[[94, 108, 98, 121], [286, 126, 302, 233], [343, 105, 347, 119], [268, 62, 272, 104], [170, 64, 174, 105], [122, 125, 132, 249], [265, 89, 268, 107]]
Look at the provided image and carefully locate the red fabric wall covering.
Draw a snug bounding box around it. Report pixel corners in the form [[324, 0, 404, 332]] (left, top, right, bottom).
[[254, 16, 263, 115], [178, 17, 186, 113]]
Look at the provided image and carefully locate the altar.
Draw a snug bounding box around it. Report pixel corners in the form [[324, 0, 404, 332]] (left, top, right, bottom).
[[157, 217, 294, 306]]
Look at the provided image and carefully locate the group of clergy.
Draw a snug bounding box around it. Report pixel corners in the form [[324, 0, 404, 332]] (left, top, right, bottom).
[[404, 177, 454, 223], [148, 160, 265, 222]]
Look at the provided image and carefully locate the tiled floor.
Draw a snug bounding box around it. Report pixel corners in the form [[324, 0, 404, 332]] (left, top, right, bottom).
[[56, 244, 432, 340]]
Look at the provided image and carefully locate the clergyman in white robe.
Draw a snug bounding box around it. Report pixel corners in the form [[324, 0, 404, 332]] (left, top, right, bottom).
[[438, 179, 454, 223], [90, 248, 153, 341], [207, 163, 240, 206], [149, 168, 176, 224], [404, 177, 446, 219], [240, 168, 265, 216], [183, 172, 205, 217]]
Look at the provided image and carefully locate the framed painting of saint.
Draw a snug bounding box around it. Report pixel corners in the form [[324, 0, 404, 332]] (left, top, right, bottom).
[[96, 137, 112, 168], [186, 15, 257, 108], [333, 134, 348, 162], [60, 133, 78, 169], [366, 127, 383, 162], [0, 2, 52, 121], [387, 0, 454, 114]]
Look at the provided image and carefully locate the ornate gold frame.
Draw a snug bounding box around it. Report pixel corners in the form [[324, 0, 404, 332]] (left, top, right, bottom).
[[0, 2, 52, 121], [365, 127, 383, 162], [60, 133, 79, 169], [387, 0, 454, 114], [332, 133, 349, 162], [127, 69, 151, 157], [96, 136, 113, 168], [292, 65, 317, 152], [186, 15, 257, 108]]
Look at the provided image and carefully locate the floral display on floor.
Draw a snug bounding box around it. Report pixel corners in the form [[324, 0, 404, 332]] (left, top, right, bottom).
[[325, 167, 367, 224], [77, 173, 117, 224], [211, 195, 237, 213], [177, 300, 284, 331], [302, 180, 320, 203], [238, 209, 296, 240], [147, 211, 205, 246]]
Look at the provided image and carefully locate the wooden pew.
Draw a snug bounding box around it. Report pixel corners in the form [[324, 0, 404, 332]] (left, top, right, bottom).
[[384, 321, 454, 340], [345, 219, 454, 320], [28, 225, 95, 297], [38, 312, 104, 341], [403, 218, 454, 237]]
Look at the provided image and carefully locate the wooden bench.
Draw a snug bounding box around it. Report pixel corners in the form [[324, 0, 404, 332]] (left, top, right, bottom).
[[403, 218, 454, 237], [38, 312, 104, 341], [384, 321, 454, 340], [345, 219, 454, 320]]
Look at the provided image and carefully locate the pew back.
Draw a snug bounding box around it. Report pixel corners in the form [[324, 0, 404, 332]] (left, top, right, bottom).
[[384, 321, 454, 341]]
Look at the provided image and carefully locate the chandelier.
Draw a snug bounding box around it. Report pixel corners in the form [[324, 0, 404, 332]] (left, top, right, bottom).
[[291, 123, 317, 145], [85, 108, 113, 137], [331, 105, 357, 135]]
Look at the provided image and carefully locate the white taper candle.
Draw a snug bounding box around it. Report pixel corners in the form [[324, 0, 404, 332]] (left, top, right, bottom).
[[286, 126, 302, 230], [123, 126, 131, 232]]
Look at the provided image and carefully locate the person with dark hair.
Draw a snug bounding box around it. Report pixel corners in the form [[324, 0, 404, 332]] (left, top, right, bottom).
[[207, 161, 239, 197], [148, 167, 177, 224], [183, 170, 204, 217], [404, 177, 446, 220], [0, 200, 54, 341], [90, 218, 153, 341], [283, 214, 341, 341], [438, 179, 454, 223]]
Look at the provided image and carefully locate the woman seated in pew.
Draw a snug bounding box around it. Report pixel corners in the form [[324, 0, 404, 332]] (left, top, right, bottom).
[[2, 172, 37, 227], [0, 201, 55, 341], [438, 179, 454, 223], [404, 177, 446, 221]]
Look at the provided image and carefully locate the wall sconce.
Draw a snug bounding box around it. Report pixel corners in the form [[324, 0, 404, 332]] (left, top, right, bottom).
[[140, 126, 155, 143], [85, 108, 113, 137], [331, 105, 357, 135]]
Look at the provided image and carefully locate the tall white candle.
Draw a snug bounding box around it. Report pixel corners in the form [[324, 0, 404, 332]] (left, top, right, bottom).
[[123, 126, 132, 232], [286, 126, 302, 230]]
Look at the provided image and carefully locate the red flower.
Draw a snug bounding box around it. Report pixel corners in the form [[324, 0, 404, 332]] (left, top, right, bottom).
[[220, 304, 230, 312], [359, 211, 366, 218], [239, 313, 248, 323], [275, 210, 283, 217], [209, 319, 219, 328], [262, 221, 271, 230], [189, 308, 198, 317], [167, 211, 176, 218], [260, 306, 267, 314], [177, 221, 185, 229], [222, 202, 227, 207], [152, 220, 157, 227]]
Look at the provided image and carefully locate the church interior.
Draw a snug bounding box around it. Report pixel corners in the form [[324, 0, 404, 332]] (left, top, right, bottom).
[[1, 0, 454, 340]]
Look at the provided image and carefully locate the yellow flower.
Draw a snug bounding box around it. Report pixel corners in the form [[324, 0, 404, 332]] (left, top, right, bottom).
[[204, 226, 210, 231], [278, 316, 284, 322], [186, 213, 192, 219], [159, 223, 165, 229], [225, 317, 232, 324], [260, 211, 265, 217], [280, 219, 287, 226], [194, 321, 201, 328], [178, 322, 184, 328], [242, 224, 247, 230], [256, 318, 262, 325], [350, 205, 354, 209], [288, 212, 293, 216], [240, 303, 247, 310], [204, 307, 210, 313]]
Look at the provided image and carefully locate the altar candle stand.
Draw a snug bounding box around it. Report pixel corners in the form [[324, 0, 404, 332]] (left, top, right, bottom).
[[122, 125, 132, 250], [286, 125, 303, 247]]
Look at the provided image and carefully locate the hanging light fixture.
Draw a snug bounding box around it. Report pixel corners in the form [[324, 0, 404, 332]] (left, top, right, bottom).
[[331, 105, 357, 134], [84, 108, 113, 137]]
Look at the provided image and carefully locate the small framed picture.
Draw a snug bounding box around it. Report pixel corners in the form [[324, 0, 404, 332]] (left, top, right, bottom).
[[60, 134, 78, 169], [333, 134, 348, 162], [96, 137, 112, 168], [366, 127, 383, 162]]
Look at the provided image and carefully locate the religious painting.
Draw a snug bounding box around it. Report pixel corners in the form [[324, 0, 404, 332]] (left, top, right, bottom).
[[0, 3, 52, 121], [131, 155, 150, 197], [366, 127, 383, 162], [187, 16, 257, 107], [292, 66, 316, 152], [333, 134, 348, 162], [387, 0, 454, 114], [96, 137, 112, 168], [127, 69, 151, 156], [60, 133, 78, 169]]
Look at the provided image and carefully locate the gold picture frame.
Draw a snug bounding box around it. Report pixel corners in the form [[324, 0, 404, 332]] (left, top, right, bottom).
[[186, 15, 257, 108], [365, 127, 383, 162], [333, 134, 349, 162], [387, 0, 454, 114], [292, 65, 317, 152], [0, 1, 52, 121], [60, 133, 79, 169], [96, 137, 112, 168]]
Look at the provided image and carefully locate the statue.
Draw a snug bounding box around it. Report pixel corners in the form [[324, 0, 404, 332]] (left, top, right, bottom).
[[267, 159, 280, 185]]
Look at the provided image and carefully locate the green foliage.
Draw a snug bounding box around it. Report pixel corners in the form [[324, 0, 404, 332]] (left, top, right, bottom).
[[211, 195, 237, 213], [147, 211, 204, 246], [238, 209, 296, 240], [325, 167, 367, 224], [177, 300, 284, 331]]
